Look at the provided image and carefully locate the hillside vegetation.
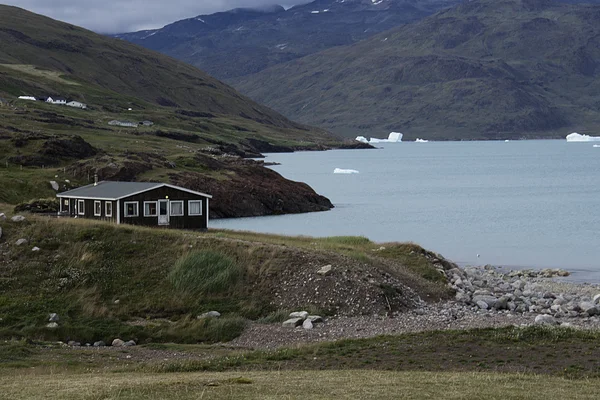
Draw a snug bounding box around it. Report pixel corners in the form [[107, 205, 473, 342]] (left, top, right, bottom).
[[0, 208, 452, 344], [233, 0, 600, 140], [0, 5, 361, 215]]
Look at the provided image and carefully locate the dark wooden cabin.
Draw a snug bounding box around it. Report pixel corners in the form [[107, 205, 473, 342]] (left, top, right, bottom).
[[56, 181, 211, 230]]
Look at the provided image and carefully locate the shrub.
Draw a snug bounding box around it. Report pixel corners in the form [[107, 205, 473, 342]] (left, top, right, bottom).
[[14, 198, 58, 214], [168, 250, 242, 296]]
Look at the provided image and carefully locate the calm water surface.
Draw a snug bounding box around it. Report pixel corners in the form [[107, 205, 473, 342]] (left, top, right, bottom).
[[212, 140, 600, 282]]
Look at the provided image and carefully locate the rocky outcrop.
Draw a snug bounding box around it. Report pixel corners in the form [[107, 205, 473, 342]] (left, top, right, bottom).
[[172, 158, 333, 218]]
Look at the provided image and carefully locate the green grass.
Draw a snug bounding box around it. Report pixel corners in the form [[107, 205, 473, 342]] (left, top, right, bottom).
[[0, 213, 451, 344], [169, 251, 242, 296]]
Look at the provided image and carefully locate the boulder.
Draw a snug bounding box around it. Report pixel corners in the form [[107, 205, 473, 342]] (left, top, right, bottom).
[[11, 215, 25, 222], [15, 238, 27, 246], [534, 314, 558, 326], [476, 300, 489, 310], [593, 294, 600, 305], [111, 338, 125, 347], [455, 292, 470, 303], [68, 341, 81, 347], [50, 181, 59, 191], [198, 311, 221, 319], [317, 265, 333, 276], [473, 295, 497, 308], [93, 341, 106, 347], [289, 311, 309, 320], [282, 318, 304, 328], [124, 340, 136, 346], [307, 315, 323, 323], [0, 212, 6, 220], [32, 247, 40, 252], [48, 313, 59, 322], [46, 322, 59, 329], [302, 319, 313, 330], [493, 296, 509, 310]]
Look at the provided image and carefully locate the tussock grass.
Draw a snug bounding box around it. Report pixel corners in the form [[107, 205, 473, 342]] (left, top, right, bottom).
[[169, 251, 242, 296]]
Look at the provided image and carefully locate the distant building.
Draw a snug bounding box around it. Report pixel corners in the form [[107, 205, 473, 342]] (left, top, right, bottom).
[[66, 101, 87, 109], [140, 120, 154, 126], [18, 96, 37, 101], [108, 120, 139, 127], [46, 97, 67, 105]]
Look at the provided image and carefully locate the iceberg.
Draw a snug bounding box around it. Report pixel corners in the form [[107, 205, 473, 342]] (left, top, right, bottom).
[[566, 132, 600, 142], [594, 145, 600, 148], [415, 138, 429, 143], [334, 168, 359, 174], [355, 132, 403, 144]]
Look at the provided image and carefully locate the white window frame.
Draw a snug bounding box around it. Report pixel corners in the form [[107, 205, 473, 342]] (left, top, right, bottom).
[[170, 200, 184, 216], [105, 201, 113, 217], [144, 201, 158, 217], [188, 200, 203, 216], [124, 201, 139, 218], [94, 200, 102, 217], [77, 199, 85, 215]]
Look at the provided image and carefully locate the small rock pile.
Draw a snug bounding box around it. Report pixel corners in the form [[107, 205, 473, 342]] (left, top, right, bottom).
[[282, 311, 324, 330], [447, 265, 600, 323]]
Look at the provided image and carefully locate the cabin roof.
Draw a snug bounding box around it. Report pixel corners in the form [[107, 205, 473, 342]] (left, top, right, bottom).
[[57, 181, 212, 200]]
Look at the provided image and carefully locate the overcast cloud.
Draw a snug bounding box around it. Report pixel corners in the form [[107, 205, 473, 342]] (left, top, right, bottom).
[[3, 0, 311, 34]]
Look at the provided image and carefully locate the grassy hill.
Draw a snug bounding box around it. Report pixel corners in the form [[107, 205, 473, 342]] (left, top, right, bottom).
[[0, 5, 360, 214], [232, 0, 600, 140], [0, 208, 451, 344]]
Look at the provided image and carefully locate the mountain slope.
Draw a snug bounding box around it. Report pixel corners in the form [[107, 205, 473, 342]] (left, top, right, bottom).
[[115, 0, 461, 81], [0, 4, 322, 131], [0, 5, 353, 217], [232, 0, 600, 139]]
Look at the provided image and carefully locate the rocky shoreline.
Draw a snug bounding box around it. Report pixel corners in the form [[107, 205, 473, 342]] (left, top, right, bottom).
[[231, 265, 600, 350]]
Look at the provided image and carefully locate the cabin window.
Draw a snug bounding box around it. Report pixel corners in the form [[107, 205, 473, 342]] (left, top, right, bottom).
[[64, 199, 69, 206], [188, 200, 202, 216], [144, 201, 157, 217], [124, 201, 139, 217], [105, 202, 113, 217], [77, 200, 85, 215], [170, 201, 184, 216], [94, 201, 102, 216]]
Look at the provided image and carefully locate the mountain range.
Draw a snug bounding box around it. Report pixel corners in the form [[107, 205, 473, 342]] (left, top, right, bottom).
[[115, 0, 462, 81]]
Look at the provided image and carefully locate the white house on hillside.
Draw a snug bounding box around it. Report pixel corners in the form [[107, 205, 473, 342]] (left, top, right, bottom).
[[66, 101, 87, 109], [46, 97, 67, 105]]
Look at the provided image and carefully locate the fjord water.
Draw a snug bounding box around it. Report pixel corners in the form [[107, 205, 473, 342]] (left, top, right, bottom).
[[212, 141, 600, 282]]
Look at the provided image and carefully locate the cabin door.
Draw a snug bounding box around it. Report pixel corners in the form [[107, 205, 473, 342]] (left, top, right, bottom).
[[158, 200, 169, 225]]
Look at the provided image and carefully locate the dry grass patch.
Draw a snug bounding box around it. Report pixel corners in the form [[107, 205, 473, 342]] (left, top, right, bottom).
[[1, 370, 599, 400]]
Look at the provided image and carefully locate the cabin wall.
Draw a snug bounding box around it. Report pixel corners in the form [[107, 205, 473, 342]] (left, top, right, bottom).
[[119, 186, 208, 230], [59, 197, 116, 222]]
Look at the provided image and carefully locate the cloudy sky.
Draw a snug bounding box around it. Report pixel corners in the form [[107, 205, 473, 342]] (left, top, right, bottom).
[[4, 0, 312, 34]]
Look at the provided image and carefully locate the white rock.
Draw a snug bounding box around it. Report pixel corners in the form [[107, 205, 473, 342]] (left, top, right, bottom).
[[124, 340, 136, 346], [317, 265, 333, 276], [307, 315, 324, 323], [32, 247, 40, 252], [476, 300, 489, 310], [46, 322, 59, 329], [289, 311, 309, 320], [282, 318, 304, 328], [302, 319, 313, 330], [111, 338, 125, 347], [48, 313, 59, 322], [49, 181, 59, 191], [11, 215, 25, 222], [0, 213, 6, 220], [197, 311, 221, 319], [593, 294, 600, 305], [15, 238, 27, 246], [534, 314, 558, 325], [93, 341, 106, 347]]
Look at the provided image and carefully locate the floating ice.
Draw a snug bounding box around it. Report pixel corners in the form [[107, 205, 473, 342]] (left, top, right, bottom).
[[334, 168, 359, 174], [355, 132, 403, 144], [415, 138, 429, 143], [505, 140, 510, 142], [566, 132, 600, 142], [594, 144, 600, 148]]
